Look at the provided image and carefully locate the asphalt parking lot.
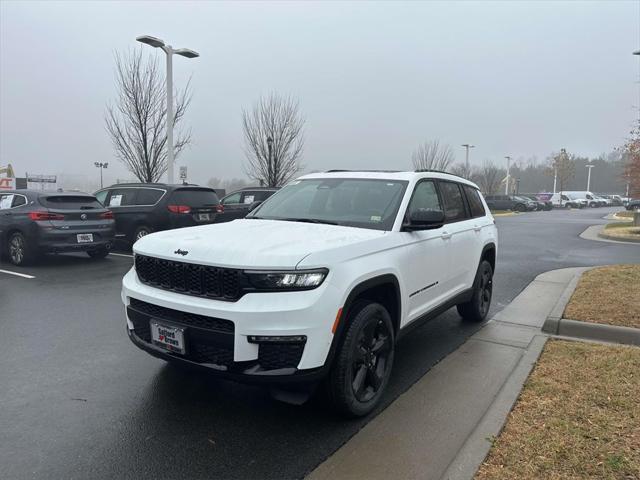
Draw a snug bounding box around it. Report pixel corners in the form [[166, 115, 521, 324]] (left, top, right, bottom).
[[1, 207, 638, 480]]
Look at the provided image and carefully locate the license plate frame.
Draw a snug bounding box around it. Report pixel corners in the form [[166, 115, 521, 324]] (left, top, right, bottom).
[[150, 322, 186, 355], [77, 233, 94, 243], [198, 213, 210, 221]]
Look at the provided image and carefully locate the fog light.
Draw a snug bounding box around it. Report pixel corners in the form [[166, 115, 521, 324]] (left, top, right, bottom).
[[248, 335, 307, 343]]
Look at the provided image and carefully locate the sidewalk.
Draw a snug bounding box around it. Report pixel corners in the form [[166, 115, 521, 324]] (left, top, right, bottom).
[[307, 267, 588, 480]]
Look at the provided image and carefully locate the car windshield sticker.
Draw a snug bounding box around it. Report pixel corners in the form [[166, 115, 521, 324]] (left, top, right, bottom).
[[0, 195, 13, 209], [370, 215, 382, 222], [243, 195, 255, 204], [109, 194, 123, 207]]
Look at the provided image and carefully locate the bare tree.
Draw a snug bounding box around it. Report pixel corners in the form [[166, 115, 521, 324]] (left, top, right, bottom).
[[546, 148, 575, 205], [411, 140, 455, 171], [474, 160, 503, 194], [242, 93, 305, 187], [105, 49, 192, 183], [449, 162, 473, 180]]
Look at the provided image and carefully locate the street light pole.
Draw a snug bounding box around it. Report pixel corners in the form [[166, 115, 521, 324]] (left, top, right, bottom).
[[461, 144, 475, 173], [505, 156, 512, 194], [136, 35, 199, 184], [585, 164, 594, 191], [634, 50, 640, 121], [94, 162, 108, 189], [165, 49, 174, 185], [267, 136, 273, 187]]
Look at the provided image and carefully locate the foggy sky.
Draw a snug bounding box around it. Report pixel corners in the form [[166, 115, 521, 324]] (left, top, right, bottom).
[[1, 0, 639, 189]]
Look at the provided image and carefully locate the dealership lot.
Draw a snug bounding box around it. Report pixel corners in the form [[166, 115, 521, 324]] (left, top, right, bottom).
[[1, 207, 639, 480]]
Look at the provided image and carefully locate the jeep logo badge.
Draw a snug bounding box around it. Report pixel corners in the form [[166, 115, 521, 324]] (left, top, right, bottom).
[[174, 249, 188, 256]]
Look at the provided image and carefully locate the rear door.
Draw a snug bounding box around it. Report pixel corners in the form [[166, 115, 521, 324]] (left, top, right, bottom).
[[437, 181, 477, 295], [105, 188, 141, 237]]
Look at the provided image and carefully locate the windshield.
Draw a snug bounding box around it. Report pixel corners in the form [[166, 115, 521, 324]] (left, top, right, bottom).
[[249, 178, 409, 231], [170, 188, 219, 206]]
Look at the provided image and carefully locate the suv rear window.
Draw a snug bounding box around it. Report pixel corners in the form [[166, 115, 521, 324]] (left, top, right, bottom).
[[40, 195, 103, 209], [170, 188, 219, 206]]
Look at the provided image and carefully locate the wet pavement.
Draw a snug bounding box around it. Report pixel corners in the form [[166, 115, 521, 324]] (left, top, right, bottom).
[[1, 207, 638, 479]]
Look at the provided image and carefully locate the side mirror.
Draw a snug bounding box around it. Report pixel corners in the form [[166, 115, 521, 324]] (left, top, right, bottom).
[[247, 200, 263, 213], [403, 210, 445, 231]]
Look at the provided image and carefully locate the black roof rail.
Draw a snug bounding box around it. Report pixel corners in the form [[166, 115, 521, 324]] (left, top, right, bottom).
[[414, 169, 467, 179], [324, 169, 402, 173]]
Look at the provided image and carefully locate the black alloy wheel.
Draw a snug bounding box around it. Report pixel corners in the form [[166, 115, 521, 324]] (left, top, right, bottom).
[[8, 232, 34, 266], [457, 260, 493, 322], [327, 301, 395, 417]]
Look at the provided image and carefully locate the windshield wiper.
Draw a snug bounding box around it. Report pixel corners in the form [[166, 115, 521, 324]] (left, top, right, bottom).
[[280, 218, 339, 225]]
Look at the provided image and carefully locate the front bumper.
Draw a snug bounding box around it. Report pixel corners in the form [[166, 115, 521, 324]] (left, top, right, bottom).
[[121, 268, 341, 381]]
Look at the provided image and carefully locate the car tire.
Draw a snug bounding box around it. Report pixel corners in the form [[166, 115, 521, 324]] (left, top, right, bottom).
[[8, 232, 36, 266], [327, 301, 395, 417], [132, 225, 152, 244], [514, 203, 526, 212], [87, 247, 110, 259], [457, 260, 493, 323]]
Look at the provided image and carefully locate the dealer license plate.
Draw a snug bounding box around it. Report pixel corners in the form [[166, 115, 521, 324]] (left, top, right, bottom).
[[150, 322, 186, 354], [77, 233, 94, 243], [198, 213, 210, 221]]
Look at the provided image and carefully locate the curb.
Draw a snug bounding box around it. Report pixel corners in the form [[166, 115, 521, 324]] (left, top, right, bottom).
[[542, 267, 640, 346], [598, 230, 640, 244], [441, 335, 548, 480], [551, 318, 640, 346], [541, 269, 584, 335]]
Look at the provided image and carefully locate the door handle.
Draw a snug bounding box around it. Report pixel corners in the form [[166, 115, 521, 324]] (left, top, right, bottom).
[[473, 225, 481, 232], [441, 231, 452, 240]]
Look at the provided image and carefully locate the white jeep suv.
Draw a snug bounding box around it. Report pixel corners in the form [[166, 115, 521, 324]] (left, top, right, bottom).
[[122, 171, 498, 416]]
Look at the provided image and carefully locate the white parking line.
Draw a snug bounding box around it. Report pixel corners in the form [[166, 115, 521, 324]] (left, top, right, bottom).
[[0, 269, 35, 279], [109, 252, 134, 258]]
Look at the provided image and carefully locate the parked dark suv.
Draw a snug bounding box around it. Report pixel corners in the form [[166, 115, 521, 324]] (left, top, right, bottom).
[[0, 190, 115, 265], [484, 194, 534, 212], [94, 184, 220, 243], [215, 187, 278, 223]]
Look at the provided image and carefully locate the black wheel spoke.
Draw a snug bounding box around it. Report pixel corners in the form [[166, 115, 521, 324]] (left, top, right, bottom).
[[352, 364, 367, 397], [371, 334, 389, 354]]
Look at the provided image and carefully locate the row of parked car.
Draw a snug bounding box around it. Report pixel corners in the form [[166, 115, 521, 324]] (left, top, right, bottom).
[[0, 183, 278, 266], [484, 191, 631, 212]]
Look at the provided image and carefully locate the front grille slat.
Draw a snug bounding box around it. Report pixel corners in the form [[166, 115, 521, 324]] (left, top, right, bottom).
[[129, 298, 234, 333], [135, 255, 243, 301]]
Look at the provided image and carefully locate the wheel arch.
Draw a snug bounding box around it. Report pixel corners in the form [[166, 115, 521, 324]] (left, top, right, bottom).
[[480, 242, 496, 273], [323, 274, 402, 373]]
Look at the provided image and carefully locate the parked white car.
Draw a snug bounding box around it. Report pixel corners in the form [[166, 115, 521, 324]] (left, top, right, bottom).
[[548, 193, 586, 208], [122, 171, 498, 416]]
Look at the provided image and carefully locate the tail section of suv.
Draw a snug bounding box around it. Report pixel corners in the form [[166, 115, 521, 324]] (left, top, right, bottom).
[[215, 187, 279, 223], [122, 171, 498, 416], [0, 190, 115, 265], [95, 184, 220, 244]]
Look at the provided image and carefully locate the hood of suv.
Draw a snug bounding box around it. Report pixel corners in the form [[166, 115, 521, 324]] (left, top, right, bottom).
[[133, 219, 386, 269]]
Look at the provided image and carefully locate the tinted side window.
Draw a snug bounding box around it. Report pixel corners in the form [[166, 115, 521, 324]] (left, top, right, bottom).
[[407, 180, 442, 217], [439, 181, 468, 222], [222, 192, 242, 204], [463, 186, 486, 218], [135, 188, 164, 205], [94, 190, 108, 205], [108, 189, 138, 207]]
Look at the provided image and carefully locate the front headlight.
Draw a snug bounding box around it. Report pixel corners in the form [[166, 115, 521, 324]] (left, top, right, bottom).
[[244, 268, 328, 291]]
